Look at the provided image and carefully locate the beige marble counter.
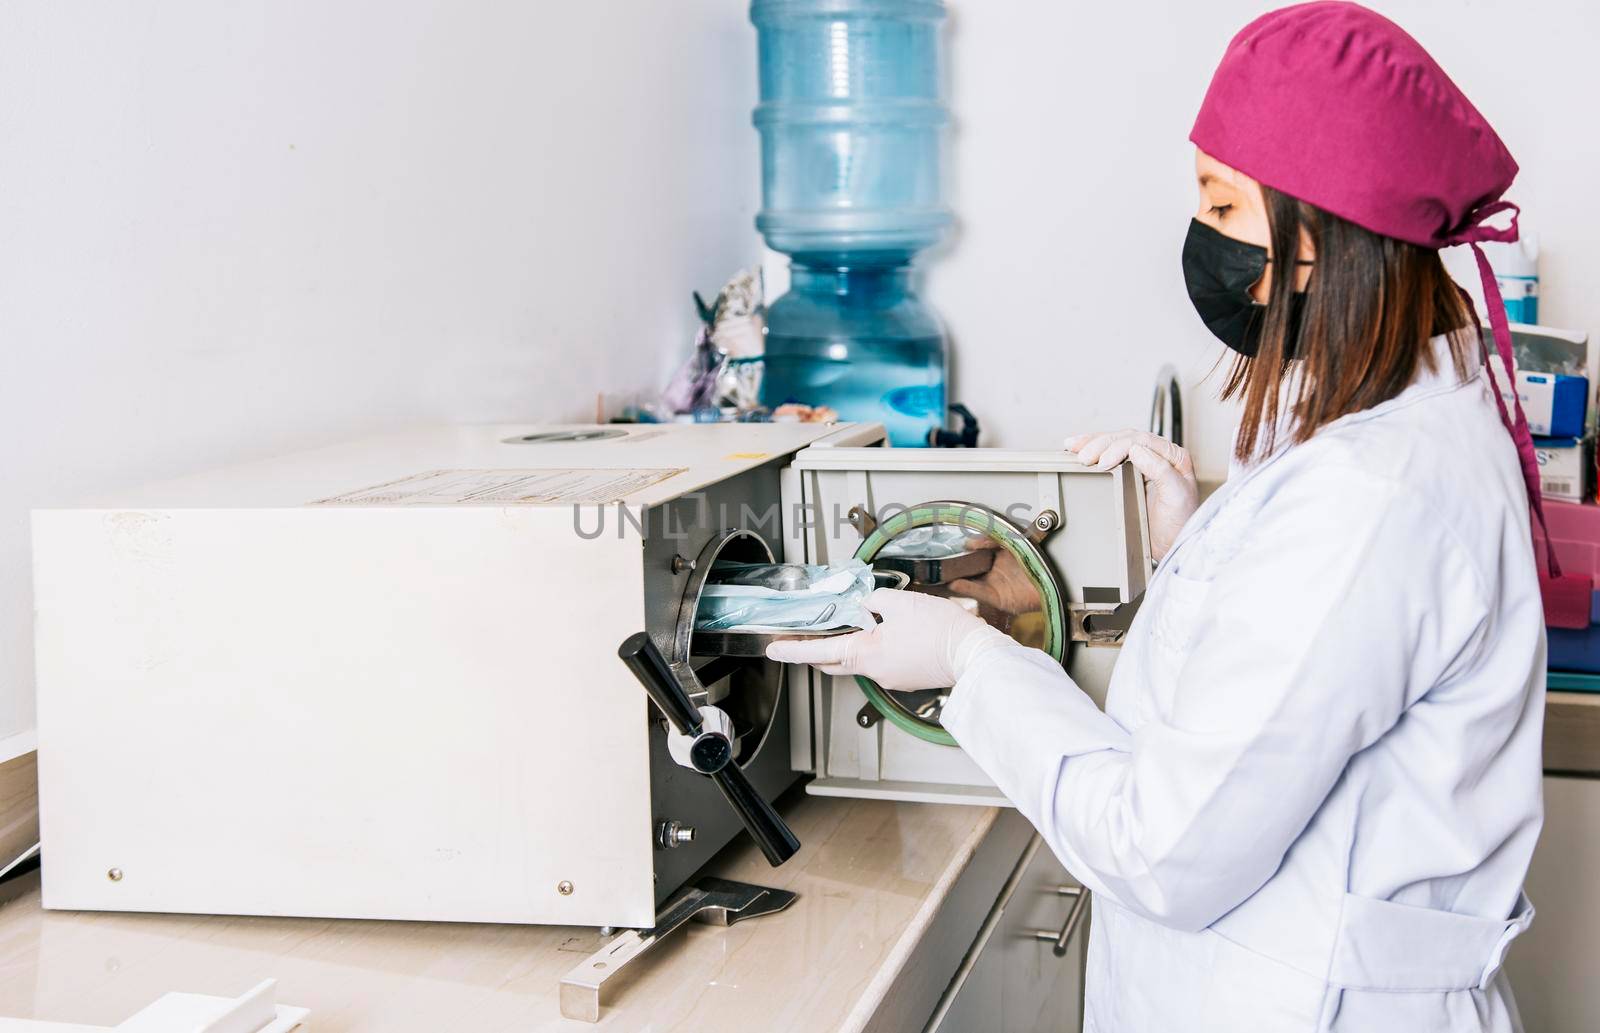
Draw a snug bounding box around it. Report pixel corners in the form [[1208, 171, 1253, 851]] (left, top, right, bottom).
[[0, 795, 1002, 1032]]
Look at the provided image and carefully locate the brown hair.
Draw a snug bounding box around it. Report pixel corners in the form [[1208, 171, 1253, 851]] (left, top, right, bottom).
[[1223, 185, 1475, 463]]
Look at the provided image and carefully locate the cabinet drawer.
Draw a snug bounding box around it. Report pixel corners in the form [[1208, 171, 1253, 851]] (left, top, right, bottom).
[[926, 835, 1087, 1033]]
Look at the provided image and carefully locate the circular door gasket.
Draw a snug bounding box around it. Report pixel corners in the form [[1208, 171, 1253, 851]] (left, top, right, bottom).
[[853, 502, 1068, 746]]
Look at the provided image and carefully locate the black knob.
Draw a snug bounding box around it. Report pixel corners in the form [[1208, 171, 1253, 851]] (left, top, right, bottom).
[[928, 403, 980, 448], [618, 632, 801, 867]]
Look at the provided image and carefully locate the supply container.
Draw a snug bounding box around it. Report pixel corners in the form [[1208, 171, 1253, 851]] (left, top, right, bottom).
[[1482, 234, 1540, 325], [1535, 436, 1595, 502], [1541, 499, 1600, 673]]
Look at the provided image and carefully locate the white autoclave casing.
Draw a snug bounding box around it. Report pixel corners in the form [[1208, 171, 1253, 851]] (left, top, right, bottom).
[[32, 423, 1148, 928]]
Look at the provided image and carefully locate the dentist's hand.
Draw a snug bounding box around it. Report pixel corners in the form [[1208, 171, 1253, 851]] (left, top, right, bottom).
[[1065, 429, 1198, 563], [765, 588, 1008, 690]]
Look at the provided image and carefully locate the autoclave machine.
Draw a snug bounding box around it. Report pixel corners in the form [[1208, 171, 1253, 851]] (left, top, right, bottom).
[[31, 422, 1148, 930]]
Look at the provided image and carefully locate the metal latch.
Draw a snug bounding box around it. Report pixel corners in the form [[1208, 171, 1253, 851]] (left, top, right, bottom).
[[1068, 593, 1144, 646]]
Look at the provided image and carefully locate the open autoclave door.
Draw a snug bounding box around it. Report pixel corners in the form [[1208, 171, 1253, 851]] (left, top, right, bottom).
[[779, 447, 1152, 806]]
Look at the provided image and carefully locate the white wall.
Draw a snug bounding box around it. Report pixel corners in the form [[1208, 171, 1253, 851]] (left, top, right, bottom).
[[0, 0, 760, 744], [4, 3, 1595, 732], [911, 0, 1600, 476]]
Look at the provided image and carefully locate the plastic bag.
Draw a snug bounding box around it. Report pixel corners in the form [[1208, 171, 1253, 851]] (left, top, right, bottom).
[[660, 325, 727, 415], [695, 559, 875, 632]]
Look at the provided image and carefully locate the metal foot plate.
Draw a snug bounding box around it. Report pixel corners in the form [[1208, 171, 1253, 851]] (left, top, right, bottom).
[[558, 877, 797, 1022]]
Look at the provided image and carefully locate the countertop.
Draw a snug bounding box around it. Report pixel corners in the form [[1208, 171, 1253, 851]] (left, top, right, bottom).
[[0, 795, 1001, 1032]]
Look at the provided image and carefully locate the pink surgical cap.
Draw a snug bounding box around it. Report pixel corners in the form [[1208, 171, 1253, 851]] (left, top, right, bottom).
[[1191, 1, 1516, 250], [1191, 1, 1559, 576]]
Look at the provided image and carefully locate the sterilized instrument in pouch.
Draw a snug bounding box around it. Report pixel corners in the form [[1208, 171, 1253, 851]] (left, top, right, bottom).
[[31, 422, 1148, 1018]]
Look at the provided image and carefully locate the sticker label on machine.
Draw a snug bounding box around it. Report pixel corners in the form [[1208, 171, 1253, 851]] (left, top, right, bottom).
[[311, 468, 684, 506]]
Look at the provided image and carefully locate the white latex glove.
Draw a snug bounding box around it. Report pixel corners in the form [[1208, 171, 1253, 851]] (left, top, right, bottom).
[[764, 588, 1008, 690], [665, 703, 734, 770], [1065, 429, 1199, 563]]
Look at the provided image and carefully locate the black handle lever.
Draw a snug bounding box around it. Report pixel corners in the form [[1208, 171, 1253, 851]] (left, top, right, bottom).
[[618, 632, 800, 867]]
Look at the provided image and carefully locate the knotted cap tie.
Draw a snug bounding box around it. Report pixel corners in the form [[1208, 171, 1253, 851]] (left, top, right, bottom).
[[1191, 0, 1558, 576]]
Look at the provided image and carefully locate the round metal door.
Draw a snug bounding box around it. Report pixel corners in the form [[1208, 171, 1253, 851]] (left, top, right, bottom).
[[853, 502, 1068, 746]]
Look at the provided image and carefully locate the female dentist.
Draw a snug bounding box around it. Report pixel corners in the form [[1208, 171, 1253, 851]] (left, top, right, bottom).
[[769, 4, 1549, 1030]]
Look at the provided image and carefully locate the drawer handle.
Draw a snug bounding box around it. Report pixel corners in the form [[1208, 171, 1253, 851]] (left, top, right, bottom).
[[1030, 885, 1090, 957]]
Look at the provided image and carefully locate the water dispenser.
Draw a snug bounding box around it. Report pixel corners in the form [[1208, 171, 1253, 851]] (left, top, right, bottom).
[[751, 0, 953, 447]]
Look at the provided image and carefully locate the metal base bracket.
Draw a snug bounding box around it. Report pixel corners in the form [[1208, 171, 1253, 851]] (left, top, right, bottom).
[[1069, 593, 1144, 646], [558, 877, 798, 1022]]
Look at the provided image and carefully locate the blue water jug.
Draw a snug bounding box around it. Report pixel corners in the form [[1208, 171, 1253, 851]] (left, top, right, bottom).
[[751, 0, 951, 446]]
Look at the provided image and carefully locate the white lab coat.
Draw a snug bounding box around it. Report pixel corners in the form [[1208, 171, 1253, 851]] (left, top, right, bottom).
[[941, 336, 1545, 1032]]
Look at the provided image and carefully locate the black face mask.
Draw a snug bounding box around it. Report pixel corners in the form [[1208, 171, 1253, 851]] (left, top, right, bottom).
[[1182, 218, 1308, 358]]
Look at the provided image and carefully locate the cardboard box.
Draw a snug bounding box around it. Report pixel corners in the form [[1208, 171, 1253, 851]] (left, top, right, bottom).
[[1484, 323, 1593, 442], [1534, 436, 1594, 502], [1517, 371, 1588, 437]]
